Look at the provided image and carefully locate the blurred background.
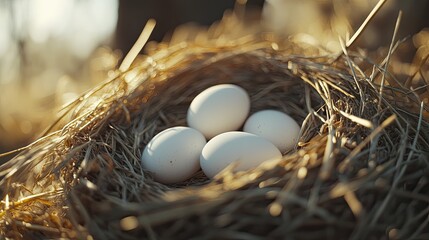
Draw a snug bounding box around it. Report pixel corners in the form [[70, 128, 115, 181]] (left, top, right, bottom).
[[0, 0, 428, 164]]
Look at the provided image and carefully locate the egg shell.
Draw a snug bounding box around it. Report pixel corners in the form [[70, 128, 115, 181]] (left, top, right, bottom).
[[200, 131, 282, 178], [187, 84, 250, 139], [142, 126, 206, 184], [243, 110, 300, 153]]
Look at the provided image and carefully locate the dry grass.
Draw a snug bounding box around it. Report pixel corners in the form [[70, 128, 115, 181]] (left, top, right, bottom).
[[1, 5, 429, 240]]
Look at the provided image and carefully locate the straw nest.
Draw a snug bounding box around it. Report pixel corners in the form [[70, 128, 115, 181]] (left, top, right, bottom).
[[1, 11, 429, 240]]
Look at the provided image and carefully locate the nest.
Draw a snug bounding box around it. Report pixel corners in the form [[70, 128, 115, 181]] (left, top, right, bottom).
[[1, 9, 429, 240]]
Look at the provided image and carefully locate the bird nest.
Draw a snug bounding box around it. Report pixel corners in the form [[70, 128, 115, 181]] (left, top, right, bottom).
[[1, 9, 429, 240]]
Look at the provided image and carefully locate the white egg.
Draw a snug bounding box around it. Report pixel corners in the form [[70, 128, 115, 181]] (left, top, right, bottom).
[[142, 126, 206, 184], [243, 110, 300, 153], [187, 84, 250, 139], [200, 131, 282, 178]]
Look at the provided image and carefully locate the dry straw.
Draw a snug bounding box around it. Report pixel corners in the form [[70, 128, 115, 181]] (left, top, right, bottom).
[[1, 3, 429, 240]]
